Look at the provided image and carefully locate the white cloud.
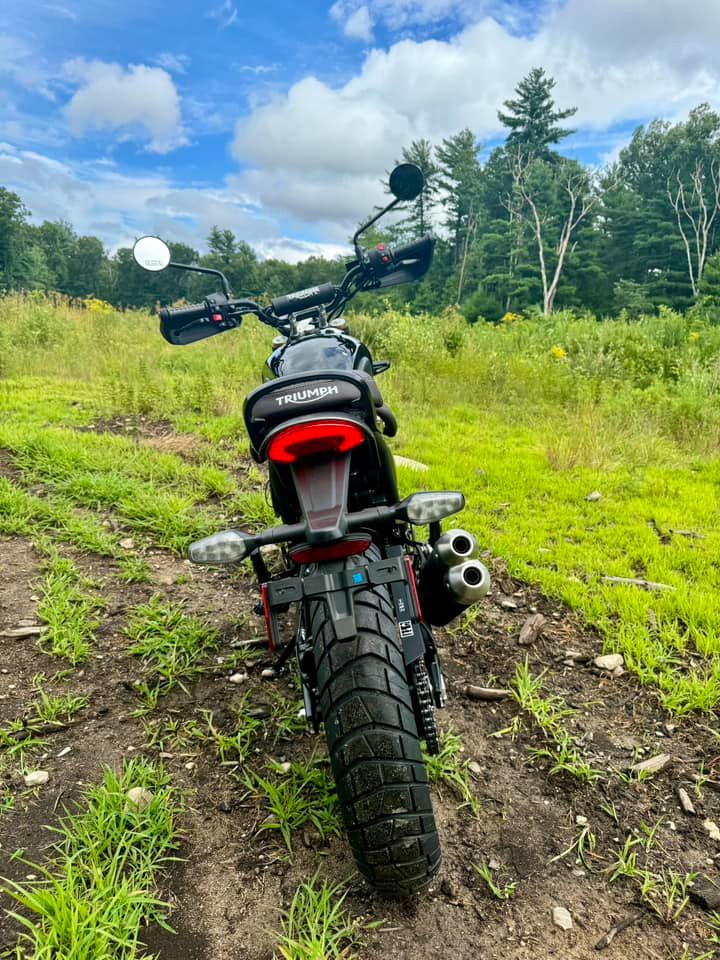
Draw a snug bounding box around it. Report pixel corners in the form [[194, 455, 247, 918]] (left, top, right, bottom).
[[344, 6, 374, 41], [154, 52, 191, 74], [0, 34, 55, 98], [63, 60, 187, 153], [0, 147, 342, 264], [209, 1, 239, 29], [227, 0, 720, 236]]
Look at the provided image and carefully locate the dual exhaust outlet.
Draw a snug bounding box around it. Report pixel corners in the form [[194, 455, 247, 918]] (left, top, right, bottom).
[[417, 529, 490, 627]]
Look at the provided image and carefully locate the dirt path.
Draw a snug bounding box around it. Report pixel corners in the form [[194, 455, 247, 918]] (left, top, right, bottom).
[[1, 536, 718, 959]]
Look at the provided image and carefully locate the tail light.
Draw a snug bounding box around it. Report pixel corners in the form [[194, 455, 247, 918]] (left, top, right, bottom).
[[267, 419, 365, 464]]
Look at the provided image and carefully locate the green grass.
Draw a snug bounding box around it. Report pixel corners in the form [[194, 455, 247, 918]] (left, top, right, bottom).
[[243, 756, 342, 854], [423, 729, 481, 817], [31, 685, 89, 726], [125, 596, 219, 712], [274, 875, 376, 960], [508, 659, 602, 783], [37, 552, 103, 665], [2, 293, 720, 711], [0, 758, 180, 959], [473, 861, 517, 900]]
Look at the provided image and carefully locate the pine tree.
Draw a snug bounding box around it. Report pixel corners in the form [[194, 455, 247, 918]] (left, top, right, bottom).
[[498, 67, 577, 159], [394, 138, 439, 236], [435, 129, 481, 266]]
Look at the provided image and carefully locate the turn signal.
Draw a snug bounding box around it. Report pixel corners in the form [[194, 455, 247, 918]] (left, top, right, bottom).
[[188, 530, 254, 564]]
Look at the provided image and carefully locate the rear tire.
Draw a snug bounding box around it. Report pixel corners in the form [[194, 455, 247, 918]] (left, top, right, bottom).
[[310, 547, 441, 896]]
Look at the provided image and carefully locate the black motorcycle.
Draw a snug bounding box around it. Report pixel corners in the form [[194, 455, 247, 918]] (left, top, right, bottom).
[[132, 163, 490, 895]]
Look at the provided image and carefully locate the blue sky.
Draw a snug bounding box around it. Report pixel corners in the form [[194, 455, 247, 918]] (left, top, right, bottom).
[[2, 0, 719, 260]]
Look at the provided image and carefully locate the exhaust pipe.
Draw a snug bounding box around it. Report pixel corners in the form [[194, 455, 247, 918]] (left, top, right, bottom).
[[434, 528, 477, 567], [416, 531, 491, 627], [446, 560, 491, 605]]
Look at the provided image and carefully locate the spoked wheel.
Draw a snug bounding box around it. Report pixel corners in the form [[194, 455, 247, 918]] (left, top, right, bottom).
[[309, 546, 441, 896]]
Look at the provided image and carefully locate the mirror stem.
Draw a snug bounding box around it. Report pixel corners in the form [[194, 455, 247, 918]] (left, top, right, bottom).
[[352, 197, 400, 260], [169, 262, 231, 298]]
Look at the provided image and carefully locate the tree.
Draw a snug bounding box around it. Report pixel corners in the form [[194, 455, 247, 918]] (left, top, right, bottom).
[[0, 189, 30, 288], [435, 129, 481, 266], [667, 160, 720, 296], [392, 138, 439, 237], [511, 155, 596, 316], [208, 227, 237, 265], [498, 67, 577, 159]]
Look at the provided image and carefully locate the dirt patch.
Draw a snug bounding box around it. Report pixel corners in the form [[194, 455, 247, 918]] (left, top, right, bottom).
[[1, 539, 718, 959]]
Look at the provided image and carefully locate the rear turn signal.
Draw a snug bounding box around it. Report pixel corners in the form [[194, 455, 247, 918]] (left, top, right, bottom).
[[267, 419, 365, 464]]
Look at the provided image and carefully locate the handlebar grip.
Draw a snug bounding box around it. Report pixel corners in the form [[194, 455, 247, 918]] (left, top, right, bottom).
[[270, 281, 337, 317], [159, 301, 209, 324], [392, 234, 435, 263]]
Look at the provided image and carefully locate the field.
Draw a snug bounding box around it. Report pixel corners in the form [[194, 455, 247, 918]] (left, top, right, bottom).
[[0, 293, 719, 959]]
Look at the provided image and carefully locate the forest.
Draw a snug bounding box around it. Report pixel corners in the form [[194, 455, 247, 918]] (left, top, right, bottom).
[[2, 67, 720, 322]]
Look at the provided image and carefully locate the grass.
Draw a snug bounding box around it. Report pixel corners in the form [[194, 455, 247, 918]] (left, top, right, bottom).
[[125, 596, 219, 712], [473, 861, 517, 900], [243, 756, 342, 854], [0, 758, 181, 959], [1, 293, 720, 711], [274, 875, 377, 960], [37, 552, 104, 665], [423, 729, 481, 817], [509, 659, 602, 783], [201, 698, 263, 762], [31, 685, 89, 725]]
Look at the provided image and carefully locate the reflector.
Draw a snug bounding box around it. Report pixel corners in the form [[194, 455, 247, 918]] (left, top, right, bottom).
[[267, 419, 365, 464]]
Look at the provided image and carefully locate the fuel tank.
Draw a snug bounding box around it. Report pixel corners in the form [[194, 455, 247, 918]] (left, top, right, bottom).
[[265, 329, 373, 380]]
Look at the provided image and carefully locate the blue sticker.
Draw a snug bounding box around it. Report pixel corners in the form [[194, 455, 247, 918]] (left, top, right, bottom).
[[352, 572, 365, 584]]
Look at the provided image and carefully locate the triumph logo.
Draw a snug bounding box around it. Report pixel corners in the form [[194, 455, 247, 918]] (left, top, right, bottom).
[[275, 385, 340, 407]]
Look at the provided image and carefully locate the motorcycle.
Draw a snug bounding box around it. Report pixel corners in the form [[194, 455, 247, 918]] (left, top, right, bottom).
[[132, 163, 490, 895]]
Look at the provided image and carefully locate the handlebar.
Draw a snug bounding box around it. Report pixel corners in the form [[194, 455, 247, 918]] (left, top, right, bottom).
[[392, 235, 435, 263], [270, 281, 337, 318], [159, 301, 211, 324]]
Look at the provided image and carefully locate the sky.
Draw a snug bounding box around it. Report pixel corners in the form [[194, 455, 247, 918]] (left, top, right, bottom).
[[2, 0, 720, 262]]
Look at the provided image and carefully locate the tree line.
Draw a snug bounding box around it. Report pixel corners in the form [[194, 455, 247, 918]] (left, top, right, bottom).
[[3, 67, 720, 321]]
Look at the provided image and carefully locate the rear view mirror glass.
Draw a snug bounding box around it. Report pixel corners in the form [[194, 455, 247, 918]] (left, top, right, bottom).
[[133, 235, 171, 272]]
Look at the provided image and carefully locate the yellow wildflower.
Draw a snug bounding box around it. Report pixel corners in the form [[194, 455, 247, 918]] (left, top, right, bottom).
[[689, 331, 700, 343], [500, 311, 523, 324], [550, 345, 566, 359]]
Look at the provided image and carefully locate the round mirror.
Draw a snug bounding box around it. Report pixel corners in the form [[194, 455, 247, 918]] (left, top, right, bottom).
[[133, 235, 171, 272], [389, 163, 425, 202]]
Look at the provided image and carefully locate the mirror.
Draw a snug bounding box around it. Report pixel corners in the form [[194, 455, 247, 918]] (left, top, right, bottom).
[[133, 235, 171, 272], [389, 163, 424, 202]]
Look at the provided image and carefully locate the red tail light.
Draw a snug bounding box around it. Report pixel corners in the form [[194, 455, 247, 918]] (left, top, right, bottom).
[[267, 419, 365, 464], [290, 536, 371, 564]]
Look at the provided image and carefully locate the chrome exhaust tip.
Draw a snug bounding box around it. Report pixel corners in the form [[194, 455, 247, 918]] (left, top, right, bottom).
[[446, 559, 491, 605], [434, 528, 477, 567]]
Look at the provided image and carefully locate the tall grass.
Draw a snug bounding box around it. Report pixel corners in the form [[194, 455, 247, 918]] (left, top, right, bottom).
[[2, 292, 720, 711]]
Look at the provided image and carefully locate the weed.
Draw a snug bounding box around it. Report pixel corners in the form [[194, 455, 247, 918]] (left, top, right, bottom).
[[37, 552, 103, 665], [510, 660, 601, 783], [0, 758, 181, 958], [549, 822, 598, 868], [202, 700, 262, 763], [423, 729, 481, 817], [275, 875, 376, 960], [32, 687, 88, 726], [125, 596, 218, 710], [473, 861, 517, 900], [117, 555, 153, 584], [244, 757, 342, 854]]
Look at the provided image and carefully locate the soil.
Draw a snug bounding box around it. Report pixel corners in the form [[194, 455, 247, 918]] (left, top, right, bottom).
[[1, 434, 719, 958]]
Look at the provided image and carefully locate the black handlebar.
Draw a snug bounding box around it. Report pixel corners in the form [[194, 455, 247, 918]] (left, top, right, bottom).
[[270, 281, 337, 318], [159, 301, 210, 324], [392, 234, 434, 263]]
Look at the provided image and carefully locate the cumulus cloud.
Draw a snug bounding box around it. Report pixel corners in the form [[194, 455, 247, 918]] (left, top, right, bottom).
[[343, 6, 374, 41], [0, 146, 341, 263], [227, 0, 720, 235], [63, 59, 187, 153]]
